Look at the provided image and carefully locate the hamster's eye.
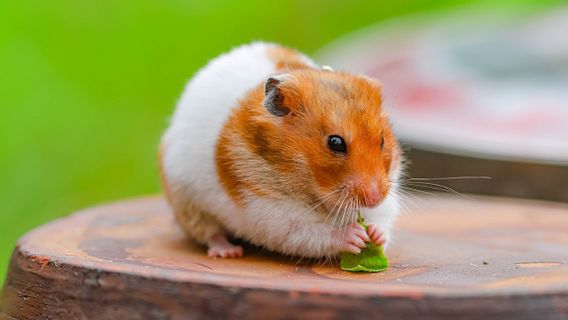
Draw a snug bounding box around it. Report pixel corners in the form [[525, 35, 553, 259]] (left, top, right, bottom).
[[328, 135, 347, 154], [380, 136, 385, 150]]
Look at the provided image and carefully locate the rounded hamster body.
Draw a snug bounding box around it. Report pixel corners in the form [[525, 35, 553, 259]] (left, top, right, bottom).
[[160, 42, 403, 259]]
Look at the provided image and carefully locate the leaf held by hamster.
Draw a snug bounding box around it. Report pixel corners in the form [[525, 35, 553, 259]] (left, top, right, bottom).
[[340, 211, 389, 273]]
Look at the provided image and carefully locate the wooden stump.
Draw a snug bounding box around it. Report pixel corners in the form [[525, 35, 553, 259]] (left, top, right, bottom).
[[2, 195, 568, 319]]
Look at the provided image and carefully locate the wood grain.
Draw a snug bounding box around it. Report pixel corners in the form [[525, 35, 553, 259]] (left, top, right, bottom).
[[2, 195, 568, 319]]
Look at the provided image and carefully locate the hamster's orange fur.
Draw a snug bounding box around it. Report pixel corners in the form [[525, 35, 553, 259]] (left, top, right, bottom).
[[216, 48, 400, 211]]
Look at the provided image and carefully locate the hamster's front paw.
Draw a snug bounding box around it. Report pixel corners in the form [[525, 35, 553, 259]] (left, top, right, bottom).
[[338, 223, 370, 254], [367, 223, 386, 246]]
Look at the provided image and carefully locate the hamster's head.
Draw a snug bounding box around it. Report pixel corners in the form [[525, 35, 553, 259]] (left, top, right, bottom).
[[261, 69, 403, 213]]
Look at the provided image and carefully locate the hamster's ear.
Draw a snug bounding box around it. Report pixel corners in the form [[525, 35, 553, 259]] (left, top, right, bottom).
[[263, 75, 291, 117]]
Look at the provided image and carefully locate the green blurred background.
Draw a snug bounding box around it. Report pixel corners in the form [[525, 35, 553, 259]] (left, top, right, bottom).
[[0, 0, 558, 285]]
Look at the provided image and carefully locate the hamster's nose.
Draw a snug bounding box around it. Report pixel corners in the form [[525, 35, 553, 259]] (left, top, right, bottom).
[[362, 191, 381, 207], [361, 185, 382, 207]]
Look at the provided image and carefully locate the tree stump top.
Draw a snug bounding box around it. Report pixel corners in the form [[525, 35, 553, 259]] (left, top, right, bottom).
[[3, 195, 568, 319]]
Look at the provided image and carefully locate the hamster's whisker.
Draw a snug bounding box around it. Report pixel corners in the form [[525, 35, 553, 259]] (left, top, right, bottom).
[[325, 247, 336, 265], [327, 191, 349, 230], [326, 195, 342, 228], [354, 194, 359, 222], [324, 191, 346, 226], [404, 182, 477, 201], [391, 187, 418, 214], [357, 194, 360, 218], [406, 176, 492, 181], [404, 182, 458, 193], [336, 191, 352, 229], [393, 175, 489, 202], [397, 186, 436, 196], [388, 181, 414, 210], [294, 253, 305, 265], [327, 196, 343, 238], [338, 197, 347, 229], [343, 196, 352, 228], [344, 194, 355, 227], [350, 195, 355, 225], [345, 194, 356, 227], [353, 194, 359, 225], [394, 186, 419, 204], [396, 186, 439, 213], [334, 193, 349, 229], [297, 188, 341, 218], [347, 196, 353, 226]]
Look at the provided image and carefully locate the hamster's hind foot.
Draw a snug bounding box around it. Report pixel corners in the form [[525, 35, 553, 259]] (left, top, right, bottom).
[[207, 232, 244, 258]]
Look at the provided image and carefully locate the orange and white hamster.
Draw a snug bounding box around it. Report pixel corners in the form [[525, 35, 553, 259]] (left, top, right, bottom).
[[159, 42, 403, 259]]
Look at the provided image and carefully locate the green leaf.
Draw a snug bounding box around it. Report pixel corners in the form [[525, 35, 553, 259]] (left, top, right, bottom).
[[340, 211, 389, 273], [340, 243, 389, 272]]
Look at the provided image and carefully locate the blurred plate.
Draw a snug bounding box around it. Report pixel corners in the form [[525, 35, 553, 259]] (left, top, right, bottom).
[[318, 6, 568, 200], [318, 7, 568, 165]]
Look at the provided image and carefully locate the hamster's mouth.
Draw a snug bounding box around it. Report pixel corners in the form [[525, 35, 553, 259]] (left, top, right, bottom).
[[317, 185, 389, 220], [319, 180, 391, 213]]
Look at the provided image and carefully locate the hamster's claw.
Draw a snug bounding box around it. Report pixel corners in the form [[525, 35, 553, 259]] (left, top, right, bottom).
[[207, 233, 244, 258], [367, 223, 386, 246], [339, 223, 370, 254]]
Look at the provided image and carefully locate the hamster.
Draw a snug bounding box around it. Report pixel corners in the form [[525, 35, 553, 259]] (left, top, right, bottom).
[[159, 42, 403, 259]]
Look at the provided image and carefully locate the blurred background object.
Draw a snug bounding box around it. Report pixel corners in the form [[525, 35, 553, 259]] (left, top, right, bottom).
[[319, 4, 568, 202], [0, 0, 564, 285]]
